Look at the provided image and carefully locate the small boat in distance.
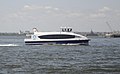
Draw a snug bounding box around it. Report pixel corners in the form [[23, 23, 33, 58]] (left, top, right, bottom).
[[105, 31, 120, 38], [105, 22, 120, 38], [24, 27, 90, 45]]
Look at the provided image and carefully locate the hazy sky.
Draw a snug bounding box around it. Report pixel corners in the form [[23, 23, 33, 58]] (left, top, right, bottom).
[[0, 0, 120, 32]]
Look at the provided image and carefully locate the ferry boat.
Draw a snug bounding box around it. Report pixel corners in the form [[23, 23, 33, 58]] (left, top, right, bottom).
[[24, 27, 90, 45]]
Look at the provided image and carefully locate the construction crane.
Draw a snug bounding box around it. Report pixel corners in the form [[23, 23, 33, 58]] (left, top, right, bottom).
[[106, 22, 113, 32]]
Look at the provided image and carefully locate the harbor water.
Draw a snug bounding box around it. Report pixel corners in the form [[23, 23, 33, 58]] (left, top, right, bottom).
[[0, 36, 120, 74]]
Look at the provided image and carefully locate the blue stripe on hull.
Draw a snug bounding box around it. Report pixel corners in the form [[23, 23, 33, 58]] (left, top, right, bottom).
[[25, 40, 89, 45]]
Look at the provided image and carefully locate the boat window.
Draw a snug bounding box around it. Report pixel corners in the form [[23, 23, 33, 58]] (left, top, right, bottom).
[[38, 34, 75, 39], [75, 36, 81, 38]]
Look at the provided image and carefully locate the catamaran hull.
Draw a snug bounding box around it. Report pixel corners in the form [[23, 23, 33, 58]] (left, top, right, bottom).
[[25, 40, 89, 45]]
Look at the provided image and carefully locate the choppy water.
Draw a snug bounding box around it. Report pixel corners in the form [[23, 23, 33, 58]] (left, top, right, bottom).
[[0, 36, 120, 74]]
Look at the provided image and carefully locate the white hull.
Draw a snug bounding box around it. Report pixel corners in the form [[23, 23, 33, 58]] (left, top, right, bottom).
[[25, 38, 89, 45]]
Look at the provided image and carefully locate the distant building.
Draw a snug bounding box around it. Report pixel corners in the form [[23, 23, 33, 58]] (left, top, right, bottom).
[[19, 30, 24, 34], [86, 29, 98, 36]]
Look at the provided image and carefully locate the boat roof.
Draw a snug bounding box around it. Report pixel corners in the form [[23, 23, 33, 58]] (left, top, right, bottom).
[[33, 32, 86, 38]]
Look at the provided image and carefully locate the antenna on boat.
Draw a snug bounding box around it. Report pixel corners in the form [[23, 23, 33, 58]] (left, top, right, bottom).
[[33, 28, 38, 32]]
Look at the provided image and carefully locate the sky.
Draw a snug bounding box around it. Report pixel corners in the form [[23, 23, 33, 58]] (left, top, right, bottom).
[[0, 0, 120, 32]]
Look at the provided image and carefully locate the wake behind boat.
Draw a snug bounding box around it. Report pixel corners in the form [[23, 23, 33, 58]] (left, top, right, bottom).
[[24, 27, 90, 45]]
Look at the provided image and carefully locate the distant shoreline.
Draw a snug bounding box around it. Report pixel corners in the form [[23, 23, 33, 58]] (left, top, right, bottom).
[[0, 32, 111, 37], [0, 33, 26, 36]]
